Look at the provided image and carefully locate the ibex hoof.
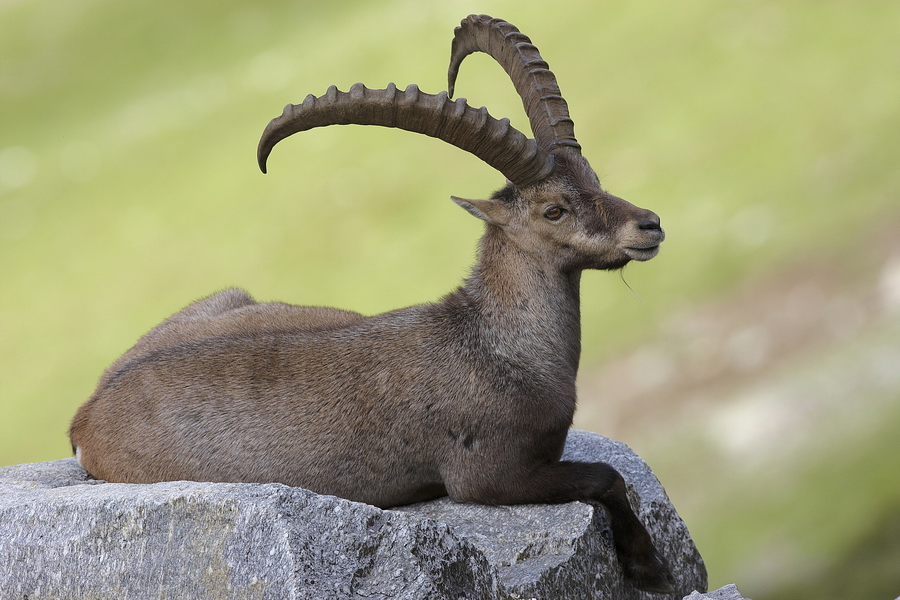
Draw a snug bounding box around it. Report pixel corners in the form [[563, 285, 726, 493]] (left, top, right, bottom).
[[624, 550, 677, 594]]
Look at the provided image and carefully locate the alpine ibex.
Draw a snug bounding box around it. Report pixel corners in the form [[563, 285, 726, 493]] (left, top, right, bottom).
[[70, 15, 673, 593]]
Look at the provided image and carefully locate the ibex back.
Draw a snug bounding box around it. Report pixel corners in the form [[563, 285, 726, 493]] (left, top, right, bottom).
[[70, 15, 673, 593]]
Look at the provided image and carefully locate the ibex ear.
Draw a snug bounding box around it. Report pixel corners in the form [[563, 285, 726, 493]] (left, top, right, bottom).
[[451, 196, 511, 226]]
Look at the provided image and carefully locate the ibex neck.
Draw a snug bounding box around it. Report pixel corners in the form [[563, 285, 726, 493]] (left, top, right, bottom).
[[460, 226, 583, 373]]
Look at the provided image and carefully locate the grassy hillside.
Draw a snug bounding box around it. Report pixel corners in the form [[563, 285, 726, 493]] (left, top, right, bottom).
[[2, 1, 898, 598]]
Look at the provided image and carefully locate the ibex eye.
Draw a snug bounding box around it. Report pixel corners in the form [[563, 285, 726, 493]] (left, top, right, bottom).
[[544, 206, 565, 221]]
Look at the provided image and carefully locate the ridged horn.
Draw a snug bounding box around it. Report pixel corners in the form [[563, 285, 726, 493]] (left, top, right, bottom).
[[257, 82, 554, 188], [449, 14, 581, 156]]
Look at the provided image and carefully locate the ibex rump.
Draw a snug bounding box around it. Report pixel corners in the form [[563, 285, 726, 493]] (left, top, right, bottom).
[[70, 15, 674, 593]]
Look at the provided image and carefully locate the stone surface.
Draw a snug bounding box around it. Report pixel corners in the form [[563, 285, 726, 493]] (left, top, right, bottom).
[[683, 584, 750, 599], [0, 430, 706, 599]]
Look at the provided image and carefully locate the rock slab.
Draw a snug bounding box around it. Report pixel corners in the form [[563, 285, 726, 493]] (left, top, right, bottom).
[[0, 430, 706, 599], [684, 584, 750, 599]]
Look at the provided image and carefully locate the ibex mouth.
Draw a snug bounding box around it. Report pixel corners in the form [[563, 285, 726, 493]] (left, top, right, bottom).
[[624, 223, 664, 261], [624, 245, 661, 261]]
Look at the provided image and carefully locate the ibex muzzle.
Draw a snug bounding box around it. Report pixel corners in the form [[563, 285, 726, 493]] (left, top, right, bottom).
[[70, 14, 673, 593]]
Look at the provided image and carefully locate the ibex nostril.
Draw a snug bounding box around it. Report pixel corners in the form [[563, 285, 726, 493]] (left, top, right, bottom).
[[638, 218, 662, 231]]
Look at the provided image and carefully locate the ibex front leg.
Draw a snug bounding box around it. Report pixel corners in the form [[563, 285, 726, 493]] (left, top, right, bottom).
[[449, 460, 676, 594]]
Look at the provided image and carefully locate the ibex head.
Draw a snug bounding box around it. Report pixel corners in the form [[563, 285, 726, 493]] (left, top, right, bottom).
[[257, 14, 663, 273]]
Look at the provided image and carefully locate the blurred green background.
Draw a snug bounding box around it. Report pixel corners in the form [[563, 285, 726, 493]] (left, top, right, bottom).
[[2, 1, 898, 598]]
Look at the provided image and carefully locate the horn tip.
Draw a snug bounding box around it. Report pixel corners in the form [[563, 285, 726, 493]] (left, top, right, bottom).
[[257, 148, 270, 174], [257, 129, 276, 174]]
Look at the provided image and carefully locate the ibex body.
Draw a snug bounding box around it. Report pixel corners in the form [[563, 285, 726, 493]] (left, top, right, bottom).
[[70, 15, 673, 593]]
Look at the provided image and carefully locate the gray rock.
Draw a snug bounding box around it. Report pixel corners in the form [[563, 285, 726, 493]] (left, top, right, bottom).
[[0, 430, 706, 599], [683, 584, 750, 599]]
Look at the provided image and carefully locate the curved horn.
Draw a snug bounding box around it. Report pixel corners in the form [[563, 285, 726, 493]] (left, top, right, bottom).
[[448, 14, 581, 156], [258, 82, 554, 188]]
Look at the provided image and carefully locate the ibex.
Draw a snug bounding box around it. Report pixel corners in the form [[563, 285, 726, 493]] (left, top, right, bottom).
[[70, 14, 673, 593]]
